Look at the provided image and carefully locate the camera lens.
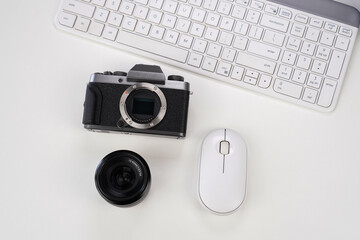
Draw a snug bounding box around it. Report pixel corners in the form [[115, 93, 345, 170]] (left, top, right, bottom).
[[95, 150, 151, 207]]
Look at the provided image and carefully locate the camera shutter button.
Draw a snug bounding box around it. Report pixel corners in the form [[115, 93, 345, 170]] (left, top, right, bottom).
[[168, 75, 184, 82], [114, 71, 127, 76]]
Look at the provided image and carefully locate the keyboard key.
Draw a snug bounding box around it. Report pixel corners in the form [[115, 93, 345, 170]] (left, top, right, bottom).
[[178, 35, 193, 48], [221, 48, 237, 62], [161, 14, 177, 28], [163, 0, 178, 13], [305, 28, 320, 42], [193, 39, 208, 53], [311, 60, 327, 75], [94, 8, 109, 22], [286, 37, 301, 51], [324, 22, 338, 32], [220, 17, 235, 31], [258, 75, 272, 88], [119, 1, 135, 14], [149, 25, 165, 39], [203, 0, 217, 10], [318, 79, 337, 107], [176, 19, 191, 32], [192, 8, 206, 22], [217, 62, 232, 76], [250, 1, 264, 10], [135, 21, 151, 35], [277, 65, 293, 79], [62, 0, 95, 17], [260, 14, 289, 32], [265, 5, 278, 15], [247, 41, 280, 60], [279, 8, 292, 19], [309, 18, 323, 28], [148, 10, 163, 24], [297, 55, 312, 70], [291, 23, 306, 37], [190, 23, 205, 37], [206, 12, 221, 26], [233, 36, 248, 50], [122, 16, 137, 31], [164, 30, 179, 44], [178, 4, 192, 18], [248, 26, 264, 39], [246, 70, 260, 79], [236, 52, 276, 74], [231, 66, 245, 80], [335, 36, 350, 51], [246, 10, 261, 24], [207, 43, 222, 57], [274, 79, 303, 99], [202, 57, 218, 72], [92, 0, 106, 6], [316, 46, 331, 60], [217, 1, 232, 15], [244, 76, 257, 85], [75, 17, 90, 31], [188, 52, 203, 67], [189, 0, 202, 7], [295, 14, 308, 24], [292, 69, 307, 84], [219, 32, 234, 46], [339, 26, 352, 37], [117, 31, 188, 63], [281, 51, 297, 65], [301, 41, 316, 56], [102, 25, 118, 41], [204, 27, 219, 41], [234, 22, 249, 35], [303, 88, 318, 104], [88, 21, 104, 36], [326, 50, 345, 79], [59, 12, 76, 27], [149, 0, 164, 9], [320, 32, 335, 46], [106, 0, 121, 11], [107, 12, 123, 26], [133, 6, 149, 19], [232, 5, 246, 19], [307, 74, 322, 88]]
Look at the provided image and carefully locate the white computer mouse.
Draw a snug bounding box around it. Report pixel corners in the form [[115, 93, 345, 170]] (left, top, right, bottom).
[[198, 129, 247, 215]]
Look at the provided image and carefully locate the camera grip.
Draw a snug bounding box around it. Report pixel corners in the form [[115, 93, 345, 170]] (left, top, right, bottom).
[[83, 84, 103, 125]]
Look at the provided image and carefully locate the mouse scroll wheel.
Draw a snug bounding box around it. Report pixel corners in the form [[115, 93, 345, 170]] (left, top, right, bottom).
[[219, 141, 230, 155]]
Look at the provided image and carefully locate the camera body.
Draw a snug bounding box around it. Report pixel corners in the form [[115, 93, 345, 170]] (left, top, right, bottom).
[[83, 65, 191, 138]]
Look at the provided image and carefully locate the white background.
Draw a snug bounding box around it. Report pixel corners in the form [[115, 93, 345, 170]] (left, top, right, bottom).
[[1, 1, 360, 240]]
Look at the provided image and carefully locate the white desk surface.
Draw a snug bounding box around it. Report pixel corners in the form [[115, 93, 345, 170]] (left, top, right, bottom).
[[1, 1, 360, 240]]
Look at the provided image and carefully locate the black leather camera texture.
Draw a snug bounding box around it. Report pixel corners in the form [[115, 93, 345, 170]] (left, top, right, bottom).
[[83, 82, 190, 135]]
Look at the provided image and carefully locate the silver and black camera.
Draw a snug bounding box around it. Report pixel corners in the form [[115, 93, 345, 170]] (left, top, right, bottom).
[[82, 64, 191, 138]]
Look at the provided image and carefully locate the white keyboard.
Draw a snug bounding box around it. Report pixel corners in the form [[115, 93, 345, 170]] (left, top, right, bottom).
[[55, 0, 360, 112]]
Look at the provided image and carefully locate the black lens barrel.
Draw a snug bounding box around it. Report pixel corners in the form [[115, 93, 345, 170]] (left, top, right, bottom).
[[95, 150, 151, 207]]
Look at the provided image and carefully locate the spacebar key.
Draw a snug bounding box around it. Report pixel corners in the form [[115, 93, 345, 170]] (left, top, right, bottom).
[[116, 31, 188, 63]]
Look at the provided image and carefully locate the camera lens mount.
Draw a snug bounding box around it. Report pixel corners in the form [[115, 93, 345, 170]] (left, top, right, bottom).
[[95, 150, 151, 207], [119, 82, 167, 129]]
